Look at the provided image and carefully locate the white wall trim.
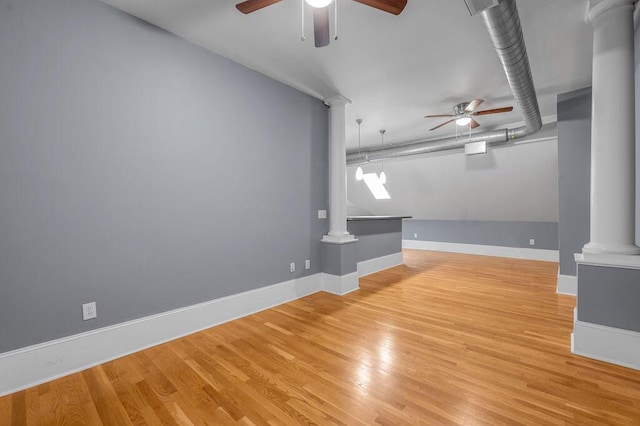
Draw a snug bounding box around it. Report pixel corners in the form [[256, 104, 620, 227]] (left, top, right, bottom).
[[557, 273, 577, 295], [0, 269, 371, 397], [0, 274, 323, 397], [357, 252, 403, 277], [575, 252, 640, 270], [403, 240, 559, 262], [572, 320, 640, 371], [321, 271, 360, 295]]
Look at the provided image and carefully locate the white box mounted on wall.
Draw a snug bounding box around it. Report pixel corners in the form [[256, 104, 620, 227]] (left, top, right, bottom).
[[465, 141, 487, 155]]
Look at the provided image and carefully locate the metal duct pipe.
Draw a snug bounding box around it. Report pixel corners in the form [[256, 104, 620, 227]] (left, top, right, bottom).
[[482, 0, 541, 138], [346, 0, 542, 165], [348, 129, 507, 163]]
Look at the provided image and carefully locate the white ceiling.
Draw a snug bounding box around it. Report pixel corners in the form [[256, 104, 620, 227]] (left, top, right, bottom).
[[102, 0, 593, 149]]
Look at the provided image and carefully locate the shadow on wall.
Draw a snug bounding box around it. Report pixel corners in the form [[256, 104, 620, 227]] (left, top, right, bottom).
[[347, 200, 373, 216], [465, 149, 497, 171]]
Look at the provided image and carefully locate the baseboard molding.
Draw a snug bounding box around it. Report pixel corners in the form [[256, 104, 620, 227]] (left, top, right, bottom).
[[572, 320, 640, 371], [402, 240, 559, 262], [557, 273, 577, 295], [357, 252, 403, 277], [0, 274, 323, 397], [321, 271, 359, 296]]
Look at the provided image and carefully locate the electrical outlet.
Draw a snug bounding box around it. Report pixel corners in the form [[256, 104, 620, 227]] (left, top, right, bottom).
[[414, 233, 418, 239], [305, 259, 311, 270], [318, 210, 327, 219], [82, 302, 97, 321], [529, 239, 535, 246], [290, 262, 296, 273]]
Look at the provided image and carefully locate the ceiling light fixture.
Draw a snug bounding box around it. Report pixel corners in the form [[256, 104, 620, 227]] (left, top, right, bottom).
[[456, 117, 472, 126], [355, 119, 364, 181], [305, 0, 333, 8], [379, 129, 387, 184]]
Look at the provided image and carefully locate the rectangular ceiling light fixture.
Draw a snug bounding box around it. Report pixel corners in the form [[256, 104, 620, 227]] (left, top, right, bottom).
[[363, 173, 391, 200]]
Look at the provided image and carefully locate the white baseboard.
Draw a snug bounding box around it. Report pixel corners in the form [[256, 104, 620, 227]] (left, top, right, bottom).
[[402, 240, 559, 262], [358, 252, 403, 277], [0, 269, 372, 397], [321, 271, 359, 295], [557, 273, 577, 295], [0, 274, 323, 397], [572, 320, 640, 371]]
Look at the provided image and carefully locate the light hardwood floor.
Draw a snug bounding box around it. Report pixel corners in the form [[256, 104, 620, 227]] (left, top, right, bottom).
[[2, 250, 640, 425]]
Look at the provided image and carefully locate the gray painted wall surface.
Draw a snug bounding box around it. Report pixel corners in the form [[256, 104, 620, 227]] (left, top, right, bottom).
[[347, 219, 403, 263], [320, 242, 358, 276], [557, 88, 591, 276], [577, 265, 640, 333], [0, 0, 328, 353], [402, 220, 558, 250]]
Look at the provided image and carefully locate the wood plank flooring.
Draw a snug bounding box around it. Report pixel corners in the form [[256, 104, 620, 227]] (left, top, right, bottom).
[[2, 250, 640, 425]]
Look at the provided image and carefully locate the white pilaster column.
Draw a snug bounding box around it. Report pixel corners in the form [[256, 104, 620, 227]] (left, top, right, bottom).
[[322, 95, 355, 244], [583, 0, 640, 254]]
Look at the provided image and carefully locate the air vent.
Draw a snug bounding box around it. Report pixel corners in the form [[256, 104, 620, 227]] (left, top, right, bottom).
[[463, 0, 500, 16]]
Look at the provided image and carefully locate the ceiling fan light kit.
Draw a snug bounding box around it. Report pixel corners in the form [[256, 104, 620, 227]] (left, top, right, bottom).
[[235, 0, 407, 48], [425, 99, 514, 132], [305, 0, 333, 8], [456, 117, 472, 126]]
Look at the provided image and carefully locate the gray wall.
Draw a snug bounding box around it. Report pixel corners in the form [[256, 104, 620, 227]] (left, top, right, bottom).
[[0, 0, 328, 353], [557, 88, 591, 276], [348, 219, 403, 262], [577, 265, 640, 333], [402, 220, 558, 250], [320, 242, 358, 276]]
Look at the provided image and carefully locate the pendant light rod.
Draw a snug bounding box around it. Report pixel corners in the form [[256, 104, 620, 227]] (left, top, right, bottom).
[[355, 119, 364, 181], [379, 129, 387, 184], [334, 0, 338, 40], [301, 0, 305, 41]]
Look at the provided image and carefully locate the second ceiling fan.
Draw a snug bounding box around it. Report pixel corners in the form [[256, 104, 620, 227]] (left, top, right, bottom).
[[236, 0, 407, 48], [425, 99, 513, 131]]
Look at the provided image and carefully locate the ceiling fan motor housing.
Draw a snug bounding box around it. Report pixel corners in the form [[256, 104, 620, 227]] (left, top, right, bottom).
[[454, 102, 470, 116]]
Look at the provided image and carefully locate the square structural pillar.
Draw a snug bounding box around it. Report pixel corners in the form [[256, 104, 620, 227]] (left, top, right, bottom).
[[572, 253, 640, 370], [320, 240, 359, 295]]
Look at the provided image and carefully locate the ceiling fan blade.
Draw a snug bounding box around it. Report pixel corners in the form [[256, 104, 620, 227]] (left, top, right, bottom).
[[469, 118, 481, 129], [351, 0, 407, 15], [465, 99, 484, 112], [429, 119, 456, 131], [424, 114, 454, 118], [236, 0, 282, 14], [474, 106, 514, 116], [313, 7, 330, 48]]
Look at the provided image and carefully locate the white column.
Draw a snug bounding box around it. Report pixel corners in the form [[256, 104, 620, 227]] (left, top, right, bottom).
[[583, 0, 640, 255], [322, 95, 355, 244]]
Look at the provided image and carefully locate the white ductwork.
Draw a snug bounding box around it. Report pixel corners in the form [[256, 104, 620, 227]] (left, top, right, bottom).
[[346, 0, 542, 165]]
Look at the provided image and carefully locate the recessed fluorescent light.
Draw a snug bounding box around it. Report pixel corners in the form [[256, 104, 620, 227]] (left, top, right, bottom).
[[363, 173, 390, 200]]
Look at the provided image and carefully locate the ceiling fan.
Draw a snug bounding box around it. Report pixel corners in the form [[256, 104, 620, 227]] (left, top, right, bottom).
[[424, 99, 513, 131], [235, 0, 407, 48]]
